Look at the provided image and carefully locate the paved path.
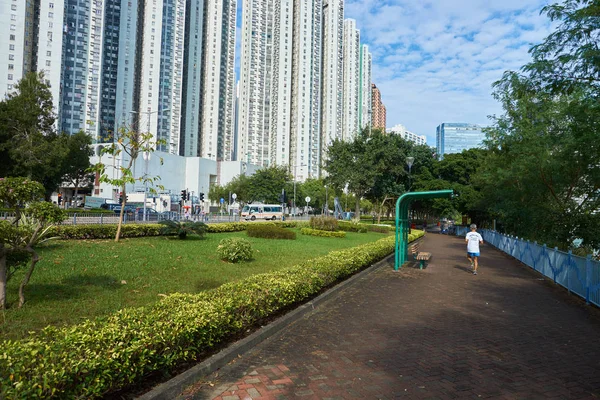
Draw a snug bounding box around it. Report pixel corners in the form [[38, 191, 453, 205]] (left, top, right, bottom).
[[180, 233, 600, 399]]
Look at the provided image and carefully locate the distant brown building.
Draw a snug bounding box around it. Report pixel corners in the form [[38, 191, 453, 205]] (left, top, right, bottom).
[[371, 83, 386, 131]]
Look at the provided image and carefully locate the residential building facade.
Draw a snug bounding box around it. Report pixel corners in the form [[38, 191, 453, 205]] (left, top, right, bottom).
[[371, 83, 386, 130], [436, 122, 485, 159], [320, 0, 344, 167], [358, 44, 371, 131], [341, 19, 359, 141], [388, 124, 427, 145]]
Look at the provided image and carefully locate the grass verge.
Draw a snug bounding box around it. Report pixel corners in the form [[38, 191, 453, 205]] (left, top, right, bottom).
[[1, 228, 389, 339]]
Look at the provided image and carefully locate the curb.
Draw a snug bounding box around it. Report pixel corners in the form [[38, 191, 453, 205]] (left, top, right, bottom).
[[136, 252, 395, 400]]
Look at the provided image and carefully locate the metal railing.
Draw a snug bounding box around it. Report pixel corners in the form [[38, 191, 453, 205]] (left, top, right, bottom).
[[453, 227, 600, 307]]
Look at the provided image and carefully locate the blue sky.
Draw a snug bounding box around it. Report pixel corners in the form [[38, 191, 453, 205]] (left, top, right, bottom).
[[345, 0, 554, 144]]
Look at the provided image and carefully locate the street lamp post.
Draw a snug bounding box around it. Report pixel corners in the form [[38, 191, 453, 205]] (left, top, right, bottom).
[[406, 156, 414, 192], [130, 108, 170, 221]]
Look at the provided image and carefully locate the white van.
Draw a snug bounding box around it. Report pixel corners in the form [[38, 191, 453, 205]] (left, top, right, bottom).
[[241, 204, 283, 221]]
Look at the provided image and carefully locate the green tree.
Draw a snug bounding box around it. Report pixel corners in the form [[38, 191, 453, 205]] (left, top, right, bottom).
[[525, 0, 600, 94], [246, 166, 291, 203], [0, 72, 69, 198], [62, 131, 94, 205], [92, 126, 164, 242]]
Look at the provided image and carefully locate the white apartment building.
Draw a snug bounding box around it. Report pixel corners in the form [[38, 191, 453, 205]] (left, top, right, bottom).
[[320, 0, 344, 166], [137, 0, 186, 155], [180, 0, 204, 157], [388, 124, 427, 146], [1, 0, 64, 113], [268, 0, 294, 171], [287, 0, 322, 180], [200, 0, 236, 161], [342, 19, 360, 142], [114, 0, 139, 139], [237, 0, 274, 167], [359, 44, 372, 130]]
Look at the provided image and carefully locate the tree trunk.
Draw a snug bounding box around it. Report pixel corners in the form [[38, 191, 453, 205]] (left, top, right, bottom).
[[377, 196, 389, 224], [73, 177, 80, 208], [115, 182, 126, 242], [355, 196, 361, 219], [18, 247, 39, 308], [0, 246, 7, 310]]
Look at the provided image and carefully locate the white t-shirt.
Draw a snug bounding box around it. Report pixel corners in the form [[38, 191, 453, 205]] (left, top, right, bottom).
[[466, 231, 483, 253]]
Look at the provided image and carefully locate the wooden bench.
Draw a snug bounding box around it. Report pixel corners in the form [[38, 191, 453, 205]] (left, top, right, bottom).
[[409, 242, 431, 269]]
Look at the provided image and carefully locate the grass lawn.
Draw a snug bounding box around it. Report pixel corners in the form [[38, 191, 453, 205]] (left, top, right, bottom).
[[1, 228, 390, 339]]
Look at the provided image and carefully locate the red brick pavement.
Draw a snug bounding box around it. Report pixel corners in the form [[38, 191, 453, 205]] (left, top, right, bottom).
[[180, 233, 600, 399]]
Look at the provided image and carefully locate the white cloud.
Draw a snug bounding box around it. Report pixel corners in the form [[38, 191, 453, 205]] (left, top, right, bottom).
[[345, 0, 554, 144]]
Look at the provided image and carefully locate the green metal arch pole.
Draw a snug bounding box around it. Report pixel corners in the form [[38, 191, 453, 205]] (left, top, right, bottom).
[[394, 190, 454, 270]]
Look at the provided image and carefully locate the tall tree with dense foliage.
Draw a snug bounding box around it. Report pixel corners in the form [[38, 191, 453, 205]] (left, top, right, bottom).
[[483, 0, 600, 249], [62, 131, 94, 204], [0, 72, 69, 198]]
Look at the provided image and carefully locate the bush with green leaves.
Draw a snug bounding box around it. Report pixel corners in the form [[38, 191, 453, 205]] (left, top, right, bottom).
[[49, 224, 163, 239], [309, 216, 339, 231], [0, 234, 404, 398], [159, 220, 207, 239], [338, 221, 368, 233], [216, 237, 253, 263], [301, 227, 346, 238], [247, 224, 296, 240]]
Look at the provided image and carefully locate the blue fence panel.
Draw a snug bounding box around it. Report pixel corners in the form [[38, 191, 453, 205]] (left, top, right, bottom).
[[553, 250, 569, 288], [457, 228, 599, 307], [590, 258, 600, 307]]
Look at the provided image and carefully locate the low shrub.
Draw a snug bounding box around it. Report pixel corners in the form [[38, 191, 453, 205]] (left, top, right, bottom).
[[301, 227, 346, 238], [0, 235, 404, 399], [216, 237, 253, 263], [309, 216, 339, 231], [338, 221, 368, 233], [369, 225, 393, 233], [49, 224, 162, 239], [247, 224, 296, 240]]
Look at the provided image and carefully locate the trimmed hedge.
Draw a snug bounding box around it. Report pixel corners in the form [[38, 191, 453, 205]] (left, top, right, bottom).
[[217, 237, 254, 263], [247, 224, 297, 240], [301, 227, 346, 238], [49, 224, 163, 239], [46, 221, 308, 240], [0, 234, 406, 399], [309, 216, 339, 231], [338, 221, 368, 233]]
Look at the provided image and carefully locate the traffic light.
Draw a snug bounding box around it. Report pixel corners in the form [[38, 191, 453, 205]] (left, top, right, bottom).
[[119, 192, 123, 204], [57, 193, 62, 205], [187, 191, 191, 201], [181, 189, 187, 202], [279, 190, 287, 203], [199, 192, 205, 201]]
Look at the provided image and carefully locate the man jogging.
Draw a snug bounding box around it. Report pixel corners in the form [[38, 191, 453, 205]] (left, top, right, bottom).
[[466, 224, 484, 275]]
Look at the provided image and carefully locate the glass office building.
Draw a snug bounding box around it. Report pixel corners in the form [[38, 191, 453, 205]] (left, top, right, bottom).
[[436, 122, 485, 159]]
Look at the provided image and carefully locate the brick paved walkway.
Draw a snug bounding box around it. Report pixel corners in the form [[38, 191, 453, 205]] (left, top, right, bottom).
[[179, 233, 600, 399]]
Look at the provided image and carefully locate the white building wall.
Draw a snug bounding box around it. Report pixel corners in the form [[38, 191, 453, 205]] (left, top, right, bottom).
[[359, 44, 372, 130], [269, 0, 294, 169], [342, 19, 360, 141], [0, 0, 29, 95], [219, 0, 237, 161], [139, 0, 164, 148], [115, 0, 138, 133], [36, 0, 64, 115], [289, 0, 322, 180], [320, 0, 344, 165], [181, 0, 204, 157], [84, 0, 105, 140], [237, 0, 273, 167]]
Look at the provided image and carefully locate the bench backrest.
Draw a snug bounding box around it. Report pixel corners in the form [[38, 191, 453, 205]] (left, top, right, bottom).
[[409, 242, 420, 254]]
